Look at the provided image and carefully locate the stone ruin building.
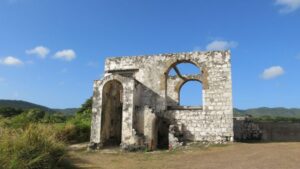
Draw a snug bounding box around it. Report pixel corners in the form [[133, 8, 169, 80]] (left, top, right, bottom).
[[90, 51, 233, 150]]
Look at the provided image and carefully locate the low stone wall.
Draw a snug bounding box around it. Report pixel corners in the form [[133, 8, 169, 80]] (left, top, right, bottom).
[[234, 117, 300, 142], [257, 122, 300, 141]]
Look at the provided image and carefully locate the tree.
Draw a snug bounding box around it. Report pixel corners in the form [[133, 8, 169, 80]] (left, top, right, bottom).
[[0, 107, 23, 117], [76, 97, 92, 115], [25, 109, 46, 122]]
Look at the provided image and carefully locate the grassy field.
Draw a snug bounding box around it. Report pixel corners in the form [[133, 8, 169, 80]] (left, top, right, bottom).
[[67, 142, 300, 169]]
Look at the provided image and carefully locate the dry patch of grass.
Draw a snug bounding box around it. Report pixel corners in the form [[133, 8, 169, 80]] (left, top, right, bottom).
[[67, 142, 300, 169]]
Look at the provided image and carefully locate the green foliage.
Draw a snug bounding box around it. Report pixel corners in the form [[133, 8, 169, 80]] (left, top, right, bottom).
[[0, 98, 94, 168], [2, 108, 68, 129], [76, 97, 92, 116], [42, 112, 68, 123], [0, 124, 65, 169], [25, 109, 46, 122], [65, 114, 91, 143], [0, 107, 23, 117], [58, 98, 92, 143]]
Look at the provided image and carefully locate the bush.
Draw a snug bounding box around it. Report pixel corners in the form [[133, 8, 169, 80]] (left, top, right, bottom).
[[57, 114, 91, 143], [56, 97, 92, 143], [42, 113, 67, 123], [0, 107, 23, 117], [0, 124, 66, 169]]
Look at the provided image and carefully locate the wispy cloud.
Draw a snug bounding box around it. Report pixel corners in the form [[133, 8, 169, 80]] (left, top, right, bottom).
[[0, 56, 23, 66], [275, 0, 300, 13], [26, 46, 50, 58], [206, 40, 238, 51], [54, 49, 76, 61], [261, 66, 285, 80]]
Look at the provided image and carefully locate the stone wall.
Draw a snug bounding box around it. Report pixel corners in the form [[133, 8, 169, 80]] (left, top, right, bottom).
[[90, 51, 234, 150], [234, 117, 300, 142], [258, 122, 300, 141]]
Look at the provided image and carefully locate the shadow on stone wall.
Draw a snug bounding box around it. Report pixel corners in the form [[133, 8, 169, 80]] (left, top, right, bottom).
[[133, 82, 196, 149], [234, 116, 300, 142]]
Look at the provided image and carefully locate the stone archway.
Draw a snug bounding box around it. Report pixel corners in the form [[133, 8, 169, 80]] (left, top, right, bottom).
[[100, 80, 123, 147]]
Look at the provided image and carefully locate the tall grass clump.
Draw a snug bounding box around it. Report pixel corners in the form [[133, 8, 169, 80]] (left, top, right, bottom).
[[57, 113, 91, 143], [0, 124, 65, 169], [57, 97, 92, 143]]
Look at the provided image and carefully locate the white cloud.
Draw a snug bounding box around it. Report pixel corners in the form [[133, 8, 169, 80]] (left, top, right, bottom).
[[0, 56, 23, 66], [26, 46, 50, 58], [54, 49, 76, 61], [275, 0, 300, 13], [206, 40, 238, 51], [261, 66, 285, 80]]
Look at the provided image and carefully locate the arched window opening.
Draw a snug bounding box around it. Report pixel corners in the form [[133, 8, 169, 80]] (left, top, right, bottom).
[[167, 62, 200, 77], [179, 80, 202, 106], [165, 61, 203, 108]]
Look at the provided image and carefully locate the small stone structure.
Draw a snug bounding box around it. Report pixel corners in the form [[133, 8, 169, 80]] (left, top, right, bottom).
[[90, 51, 233, 150]]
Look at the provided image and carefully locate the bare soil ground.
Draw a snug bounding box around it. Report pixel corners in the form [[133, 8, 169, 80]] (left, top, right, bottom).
[[67, 142, 300, 169]]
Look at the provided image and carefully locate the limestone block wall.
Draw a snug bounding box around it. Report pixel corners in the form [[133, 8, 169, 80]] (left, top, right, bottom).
[[90, 51, 234, 149], [90, 74, 136, 148]]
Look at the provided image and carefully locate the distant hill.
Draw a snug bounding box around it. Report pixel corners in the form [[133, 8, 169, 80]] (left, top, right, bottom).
[[0, 100, 53, 112], [0, 100, 78, 115], [234, 107, 300, 118], [1, 99, 299, 118]]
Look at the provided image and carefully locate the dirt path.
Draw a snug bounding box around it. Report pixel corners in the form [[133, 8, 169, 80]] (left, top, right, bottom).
[[67, 142, 300, 169]]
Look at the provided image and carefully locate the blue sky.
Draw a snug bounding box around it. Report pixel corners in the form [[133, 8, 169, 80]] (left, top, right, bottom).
[[0, 0, 299, 109]]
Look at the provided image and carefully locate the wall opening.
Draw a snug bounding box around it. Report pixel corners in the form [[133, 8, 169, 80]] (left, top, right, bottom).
[[168, 62, 200, 77], [101, 80, 123, 147], [179, 80, 202, 106], [156, 117, 170, 149], [165, 61, 202, 108]]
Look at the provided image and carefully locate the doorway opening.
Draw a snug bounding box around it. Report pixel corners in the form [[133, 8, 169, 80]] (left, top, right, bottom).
[[156, 117, 170, 149], [101, 80, 123, 147]]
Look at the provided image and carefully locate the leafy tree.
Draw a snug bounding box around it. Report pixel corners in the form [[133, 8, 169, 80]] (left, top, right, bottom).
[[76, 97, 92, 116], [25, 108, 46, 122], [0, 107, 23, 117]]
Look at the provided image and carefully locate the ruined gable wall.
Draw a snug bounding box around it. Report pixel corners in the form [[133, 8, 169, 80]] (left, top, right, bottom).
[[93, 51, 233, 147]]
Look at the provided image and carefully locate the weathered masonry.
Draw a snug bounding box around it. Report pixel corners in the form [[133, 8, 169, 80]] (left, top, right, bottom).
[[90, 51, 233, 150]]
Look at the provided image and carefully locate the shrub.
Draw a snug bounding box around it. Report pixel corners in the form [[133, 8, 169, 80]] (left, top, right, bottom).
[[56, 97, 92, 143], [0, 107, 23, 117], [57, 114, 91, 143], [0, 124, 65, 169]]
